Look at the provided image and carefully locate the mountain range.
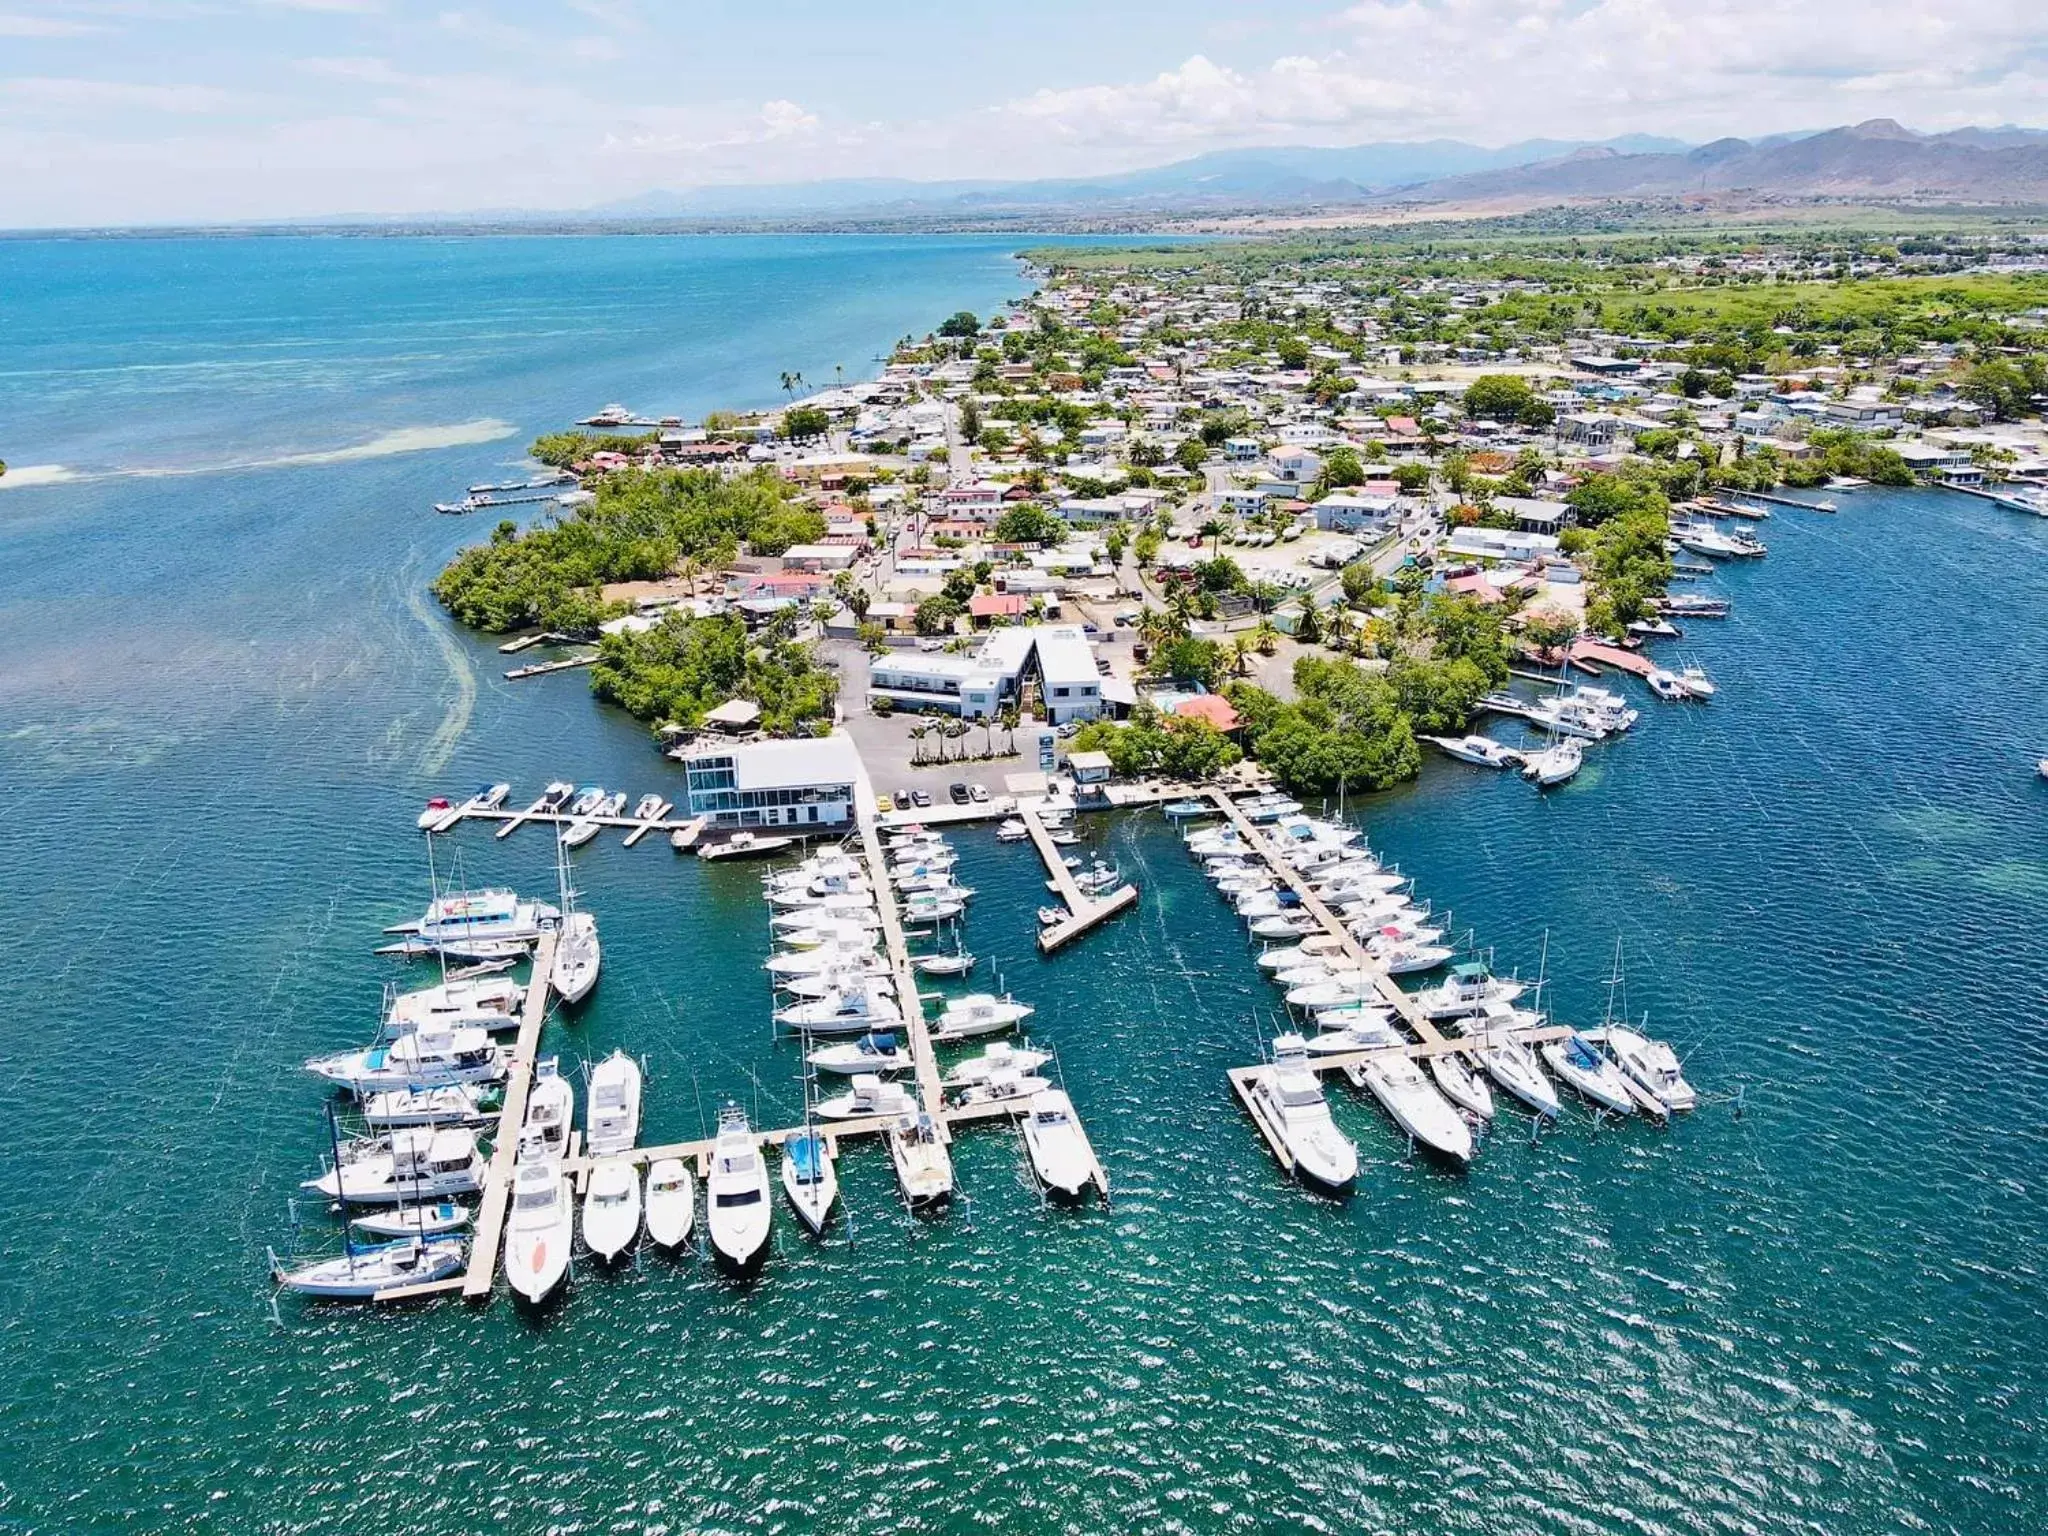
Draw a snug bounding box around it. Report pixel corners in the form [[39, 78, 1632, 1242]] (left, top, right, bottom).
[[598, 121, 2048, 220]]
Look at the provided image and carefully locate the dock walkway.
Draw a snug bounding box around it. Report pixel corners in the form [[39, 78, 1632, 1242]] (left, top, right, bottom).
[[456, 930, 559, 1302], [859, 811, 947, 1123], [1021, 806, 1139, 953]]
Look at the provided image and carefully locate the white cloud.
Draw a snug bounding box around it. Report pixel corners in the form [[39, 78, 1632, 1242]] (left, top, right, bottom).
[[0, 12, 105, 34], [0, 77, 241, 114]]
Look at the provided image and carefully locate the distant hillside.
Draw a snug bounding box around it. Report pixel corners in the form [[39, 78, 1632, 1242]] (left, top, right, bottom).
[[1380, 121, 2048, 205], [597, 134, 1694, 219]]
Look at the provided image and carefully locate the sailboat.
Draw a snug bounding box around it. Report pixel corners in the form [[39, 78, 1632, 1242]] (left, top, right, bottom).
[[549, 837, 601, 1005], [271, 1235, 465, 1299]]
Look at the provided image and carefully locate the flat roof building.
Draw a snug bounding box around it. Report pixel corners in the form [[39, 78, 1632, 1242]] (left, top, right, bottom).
[[675, 734, 860, 832]]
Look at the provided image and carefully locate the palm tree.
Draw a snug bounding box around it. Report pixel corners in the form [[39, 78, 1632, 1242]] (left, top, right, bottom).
[[1253, 616, 1280, 656], [998, 704, 1020, 754], [1199, 516, 1225, 555], [1231, 635, 1253, 678], [678, 555, 703, 597], [982, 714, 996, 758], [909, 723, 929, 765]]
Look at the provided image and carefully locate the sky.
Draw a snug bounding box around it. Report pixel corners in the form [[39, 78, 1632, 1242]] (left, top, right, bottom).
[[2, 0, 2045, 227]]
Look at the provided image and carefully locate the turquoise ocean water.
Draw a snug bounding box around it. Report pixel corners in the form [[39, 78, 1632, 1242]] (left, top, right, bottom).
[[1, 234, 2045, 1534]]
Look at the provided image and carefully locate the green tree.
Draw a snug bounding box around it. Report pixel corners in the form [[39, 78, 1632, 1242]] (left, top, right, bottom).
[[1463, 374, 1539, 422], [959, 398, 982, 442], [1316, 445, 1365, 494], [914, 595, 964, 635], [992, 504, 1068, 545], [781, 405, 831, 441], [1392, 462, 1432, 494], [1175, 438, 1208, 472], [937, 311, 981, 338]]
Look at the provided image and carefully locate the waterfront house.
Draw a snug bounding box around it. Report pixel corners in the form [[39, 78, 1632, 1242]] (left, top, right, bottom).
[[676, 734, 861, 832]]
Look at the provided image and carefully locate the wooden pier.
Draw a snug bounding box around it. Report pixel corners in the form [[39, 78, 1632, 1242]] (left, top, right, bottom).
[[859, 810, 948, 1122], [457, 929, 559, 1303], [620, 801, 673, 847], [1020, 805, 1139, 954]]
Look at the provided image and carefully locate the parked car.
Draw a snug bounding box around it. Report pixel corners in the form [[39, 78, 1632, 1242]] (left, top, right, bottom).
[[895, 787, 912, 806], [947, 782, 971, 805], [969, 784, 990, 804], [875, 794, 894, 813], [911, 788, 933, 808]]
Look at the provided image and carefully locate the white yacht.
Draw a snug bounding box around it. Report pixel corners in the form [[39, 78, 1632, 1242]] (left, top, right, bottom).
[[705, 1105, 772, 1268], [778, 965, 892, 1001], [1521, 738, 1584, 788], [272, 1236, 466, 1300], [568, 786, 606, 817], [1425, 734, 1522, 768], [768, 898, 877, 933], [955, 1069, 1052, 1108], [581, 1158, 642, 1260], [912, 949, 976, 977], [1020, 1090, 1096, 1199], [1412, 963, 1526, 1020], [930, 993, 1034, 1042], [815, 1073, 919, 1121], [1249, 1034, 1358, 1192], [808, 1031, 911, 1075], [351, 1201, 471, 1239], [995, 818, 1030, 842], [306, 1025, 505, 1093], [522, 1057, 574, 1158], [559, 816, 603, 850], [303, 1127, 484, 1205], [888, 1112, 955, 1208], [942, 1040, 1052, 1088], [1285, 972, 1379, 1009], [697, 829, 795, 860], [383, 975, 522, 1036], [383, 888, 559, 957], [1427, 1050, 1495, 1121], [359, 1083, 498, 1129], [899, 893, 967, 923], [1679, 665, 1717, 699], [1342, 1036, 1473, 1164], [779, 1130, 839, 1236], [1586, 1024, 1697, 1112], [642, 1159, 696, 1248], [1365, 937, 1452, 975], [585, 1051, 643, 1157], [774, 983, 903, 1035], [503, 1156, 573, 1303], [1256, 937, 1348, 971], [1458, 1002, 1561, 1118], [1645, 668, 1689, 702], [631, 792, 665, 821], [1541, 1032, 1641, 1115]]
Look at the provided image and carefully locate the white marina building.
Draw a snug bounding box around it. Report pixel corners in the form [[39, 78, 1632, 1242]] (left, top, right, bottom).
[[868, 624, 1104, 725], [674, 734, 862, 831]]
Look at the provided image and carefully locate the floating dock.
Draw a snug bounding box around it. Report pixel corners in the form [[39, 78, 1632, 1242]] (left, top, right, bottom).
[[1019, 805, 1139, 954]]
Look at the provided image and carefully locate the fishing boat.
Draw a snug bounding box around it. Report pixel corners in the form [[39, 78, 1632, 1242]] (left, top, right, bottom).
[[522, 1057, 574, 1158], [585, 1051, 643, 1157], [1540, 1031, 1640, 1115], [955, 1068, 1052, 1108], [1255, 937, 1348, 971], [359, 1083, 499, 1128], [775, 983, 902, 1035], [302, 1127, 484, 1205], [942, 1040, 1052, 1088], [705, 1105, 772, 1268], [888, 1112, 954, 1208], [780, 1130, 839, 1235], [1247, 1034, 1357, 1193], [930, 992, 1033, 1043], [503, 1156, 573, 1303], [1364, 937, 1452, 975], [1412, 962, 1525, 1020], [1521, 738, 1583, 788], [1678, 665, 1717, 699], [808, 1032, 911, 1075], [351, 1201, 472, 1239], [1586, 1024, 1697, 1112], [271, 1235, 466, 1300], [1646, 668, 1689, 702], [306, 1025, 506, 1093], [1249, 913, 1321, 940], [539, 781, 576, 808], [581, 1158, 642, 1261], [1424, 734, 1522, 768], [699, 830, 796, 861], [815, 1073, 919, 1120], [1020, 1090, 1096, 1198], [1161, 798, 1214, 819], [643, 1159, 696, 1248]]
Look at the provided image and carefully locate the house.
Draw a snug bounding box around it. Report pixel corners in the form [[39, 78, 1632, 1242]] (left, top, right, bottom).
[[675, 734, 861, 832], [1223, 436, 1263, 463], [780, 543, 858, 573], [1174, 694, 1242, 733], [866, 624, 1103, 724], [967, 592, 1028, 626], [1558, 413, 1628, 450], [1490, 496, 1573, 535], [1268, 447, 1323, 484], [1445, 527, 1560, 564], [1066, 749, 1114, 787], [1312, 492, 1399, 534]]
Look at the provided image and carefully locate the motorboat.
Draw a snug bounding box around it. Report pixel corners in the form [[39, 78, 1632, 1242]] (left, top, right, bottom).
[[350, 1200, 472, 1239], [1162, 798, 1214, 819], [1236, 793, 1304, 822], [522, 1057, 574, 1157], [585, 1050, 643, 1157], [775, 983, 903, 1035], [698, 830, 797, 861], [592, 788, 630, 818], [769, 902, 878, 937], [1521, 738, 1584, 788], [306, 1025, 506, 1093], [1586, 1024, 1697, 1112], [765, 941, 879, 977], [1365, 938, 1452, 975], [581, 1158, 643, 1261], [779, 965, 894, 1001], [1628, 617, 1682, 640], [643, 1158, 696, 1248], [1256, 936, 1348, 971], [774, 915, 879, 948], [1678, 665, 1717, 699], [303, 1127, 484, 1205], [271, 1235, 466, 1300], [1457, 1002, 1560, 1118], [568, 787, 606, 816], [1646, 668, 1689, 702], [1425, 734, 1522, 769], [1660, 593, 1731, 618], [550, 910, 601, 1004], [1541, 1031, 1641, 1115], [383, 974, 522, 1036], [1427, 1050, 1495, 1121], [381, 887, 559, 956], [1343, 1037, 1473, 1164], [1286, 972, 1379, 1009], [559, 816, 602, 850], [359, 1083, 499, 1128], [942, 1040, 1053, 1087], [1247, 1034, 1357, 1192], [416, 797, 454, 831], [1412, 962, 1525, 1020], [503, 1156, 573, 1303], [913, 949, 976, 976], [539, 781, 576, 808], [930, 992, 1033, 1043], [1673, 519, 1765, 558], [996, 818, 1030, 842], [899, 893, 967, 923], [1249, 913, 1321, 940], [888, 1112, 955, 1208], [631, 792, 665, 820], [808, 1032, 912, 1075], [816, 1073, 919, 1121], [1037, 905, 1068, 927], [1021, 1090, 1095, 1198], [955, 1068, 1052, 1108], [780, 1130, 839, 1235], [706, 1105, 772, 1268]]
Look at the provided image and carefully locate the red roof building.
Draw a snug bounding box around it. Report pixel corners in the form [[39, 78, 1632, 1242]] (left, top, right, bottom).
[[1174, 695, 1242, 732]]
